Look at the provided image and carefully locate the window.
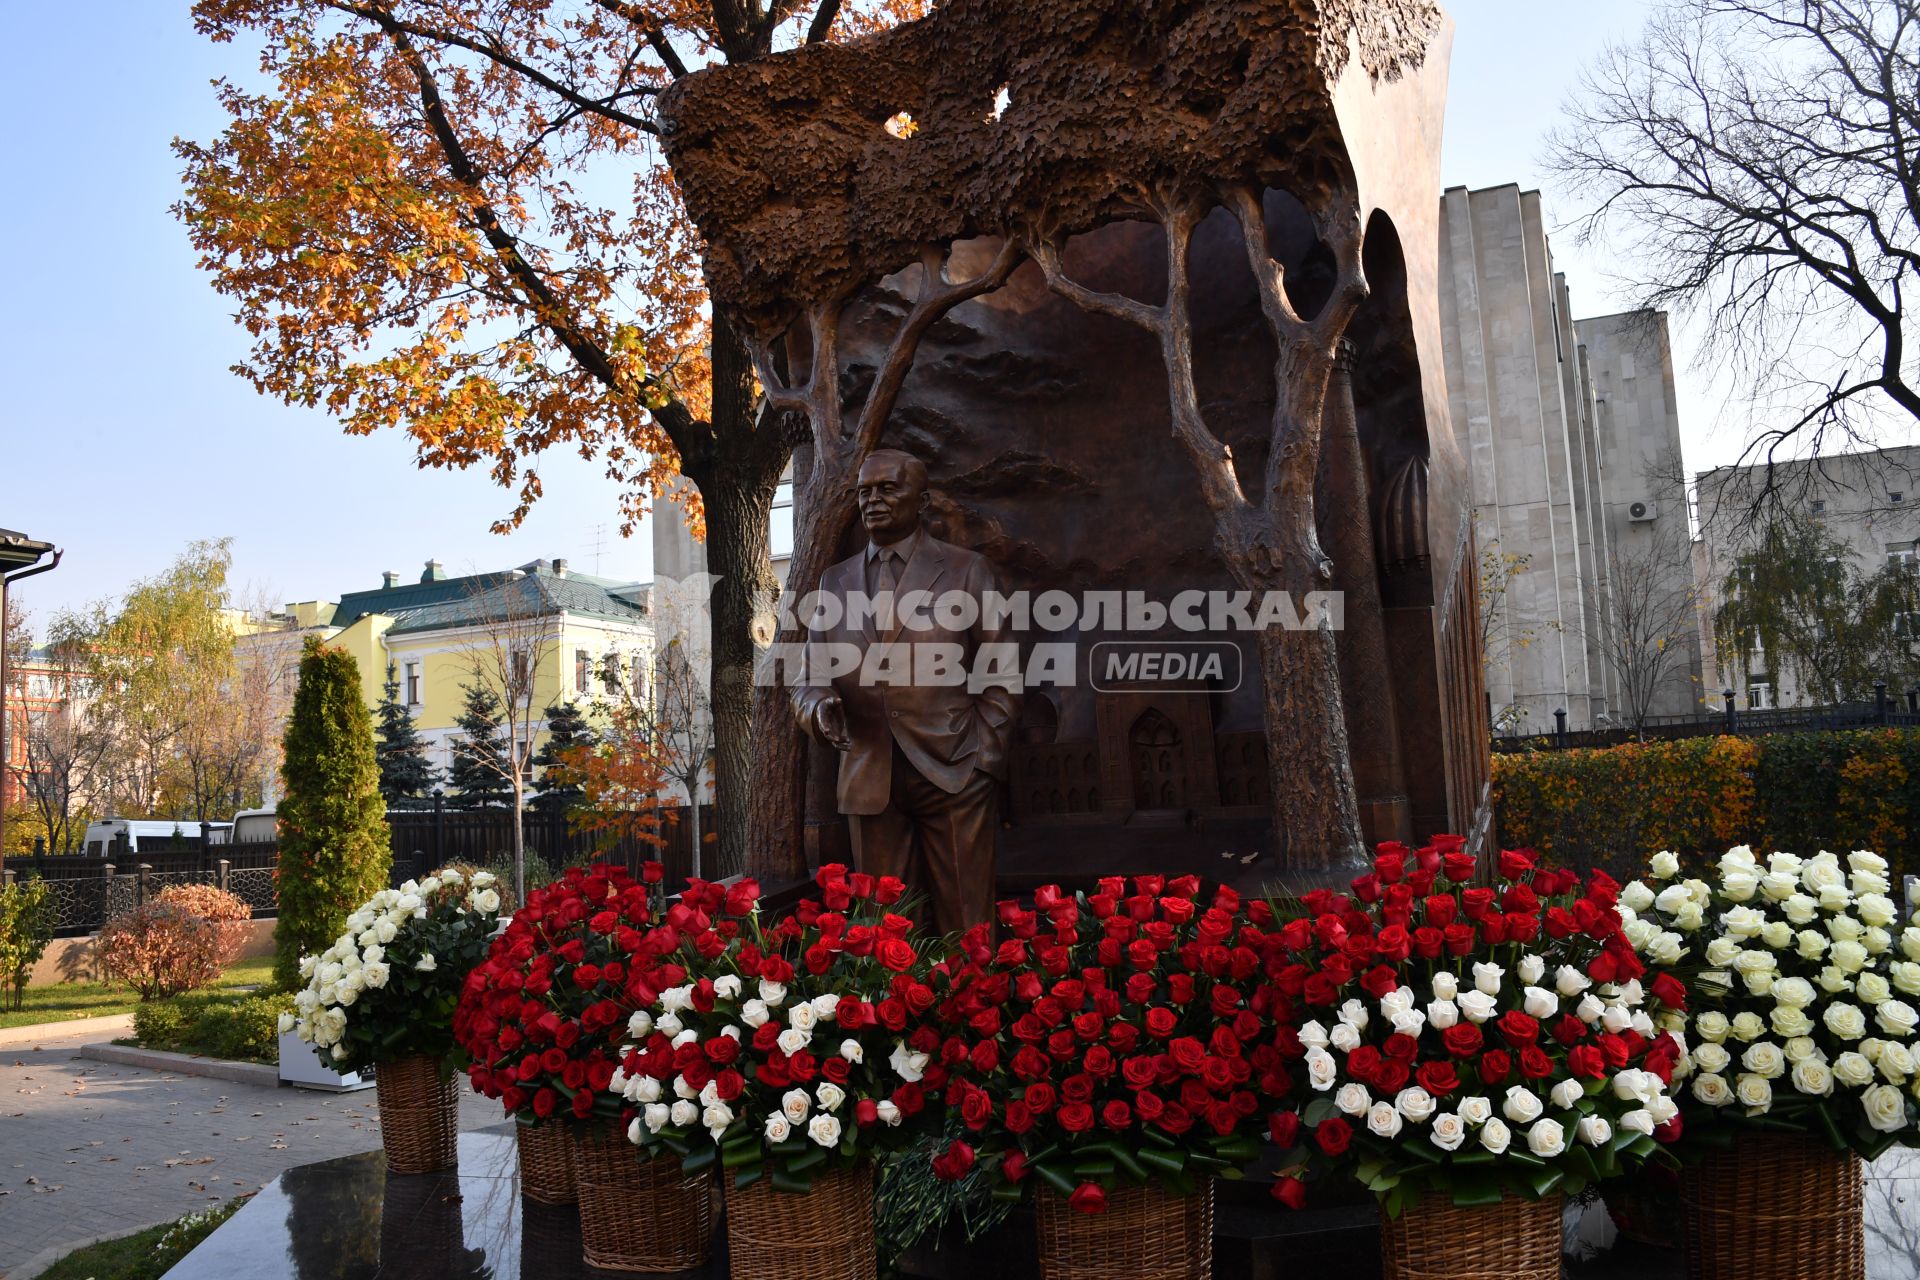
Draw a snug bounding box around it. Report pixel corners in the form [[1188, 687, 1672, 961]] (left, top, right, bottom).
[[1889, 542, 1918, 568], [1896, 613, 1920, 639], [1892, 492, 1906, 504], [602, 652, 620, 694], [510, 649, 531, 690], [631, 654, 648, 702], [1748, 682, 1774, 710], [405, 661, 421, 706], [1810, 499, 1826, 515], [575, 649, 592, 693]]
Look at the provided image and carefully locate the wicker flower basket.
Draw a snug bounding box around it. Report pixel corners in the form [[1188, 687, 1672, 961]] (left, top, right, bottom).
[[374, 1054, 460, 1175], [1034, 1180, 1214, 1280], [572, 1123, 714, 1273], [1680, 1130, 1864, 1280], [515, 1121, 576, 1205], [725, 1163, 877, 1280], [1379, 1191, 1562, 1280]]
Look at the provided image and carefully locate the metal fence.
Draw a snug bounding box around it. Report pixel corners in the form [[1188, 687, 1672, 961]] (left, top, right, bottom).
[[1492, 685, 1920, 754], [6, 803, 711, 938]]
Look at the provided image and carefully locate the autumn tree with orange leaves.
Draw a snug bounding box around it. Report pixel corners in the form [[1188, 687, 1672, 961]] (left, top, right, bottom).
[[176, 0, 922, 881]]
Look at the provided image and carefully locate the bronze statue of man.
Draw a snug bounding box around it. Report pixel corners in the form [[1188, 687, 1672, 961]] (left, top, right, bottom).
[[791, 449, 1018, 934]]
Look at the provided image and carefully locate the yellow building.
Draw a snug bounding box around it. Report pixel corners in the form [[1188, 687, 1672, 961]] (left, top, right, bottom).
[[249, 558, 654, 786]]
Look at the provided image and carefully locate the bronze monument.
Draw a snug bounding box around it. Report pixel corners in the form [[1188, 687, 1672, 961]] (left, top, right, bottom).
[[791, 449, 1018, 933]]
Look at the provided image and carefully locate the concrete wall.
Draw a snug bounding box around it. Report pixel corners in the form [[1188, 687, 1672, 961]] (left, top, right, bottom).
[[26, 917, 276, 988]]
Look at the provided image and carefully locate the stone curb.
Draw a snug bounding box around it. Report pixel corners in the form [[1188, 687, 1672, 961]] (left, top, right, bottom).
[[6, 1217, 188, 1280], [76, 1041, 280, 1087], [0, 1013, 134, 1049]]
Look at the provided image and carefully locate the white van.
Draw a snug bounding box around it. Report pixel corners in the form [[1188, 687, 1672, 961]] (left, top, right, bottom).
[[80, 819, 234, 858], [229, 808, 279, 844]]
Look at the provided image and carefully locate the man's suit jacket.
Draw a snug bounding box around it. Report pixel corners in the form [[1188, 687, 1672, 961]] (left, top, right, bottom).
[[792, 533, 1019, 817]]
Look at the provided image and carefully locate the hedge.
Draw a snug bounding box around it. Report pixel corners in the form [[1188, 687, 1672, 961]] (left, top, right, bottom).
[[131, 991, 291, 1064], [1493, 728, 1920, 884]]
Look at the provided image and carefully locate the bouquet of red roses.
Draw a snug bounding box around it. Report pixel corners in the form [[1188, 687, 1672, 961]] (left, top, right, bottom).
[[1264, 839, 1687, 1213], [927, 875, 1284, 1212], [618, 864, 949, 1191], [455, 861, 670, 1125]]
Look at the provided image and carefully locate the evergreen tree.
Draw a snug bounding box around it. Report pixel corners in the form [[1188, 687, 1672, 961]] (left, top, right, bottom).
[[373, 663, 439, 808], [447, 684, 511, 808], [275, 638, 390, 990], [531, 700, 594, 814]]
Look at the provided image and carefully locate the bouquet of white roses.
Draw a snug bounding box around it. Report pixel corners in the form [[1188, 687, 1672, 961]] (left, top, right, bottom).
[[1619, 846, 1920, 1158], [288, 867, 504, 1074]]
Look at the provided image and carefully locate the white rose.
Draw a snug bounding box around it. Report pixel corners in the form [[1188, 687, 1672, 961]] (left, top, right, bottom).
[[1458, 1095, 1493, 1126], [1782, 894, 1819, 925], [1648, 932, 1686, 966], [1797, 930, 1830, 961], [1826, 1003, 1869, 1040], [740, 999, 770, 1029], [1517, 954, 1546, 985], [1502, 1087, 1543, 1124], [1859, 895, 1897, 928], [810, 994, 841, 1021], [1427, 999, 1460, 1030], [669, 1100, 698, 1127], [1730, 1012, 1765, 1042], [1479, 1117, 1512, 1154], [375, 918, 400, 943], [1577, 1115, 1612, 1147], [1473, 962, 1505, 996], [875, 1101, 902, 1126], [1878, 1043, 1916, 1081], [1523, 987, 1559, 1020], [1297, 1020, 1330, 1050], [782, 1089, 812, 1124], [1760, 871, 1799, 902], [1832, 941, 1870, 974], [1396, 1087, 1437, 1124], [1722, 870, 1760, 902], [1760, 921, 1795, 950], [1820, 966, 1854, 994], [1524, 1118, 1566, 1158], [1655, 884, 1694, 915], [777, 1028, 811, 1056], [335, 984, 359, 1007], [1366, 1101, 1404, 1139], [1650, 852, 1680, 880], [1721, 845, 1758, 872], [1551, 1079, 1585, 1110], [1335, 1083, 1372, 1117], [1741, 1042, 1786, 1078], [759, 980, 787, 1006], [674, 1074, 699, 1099], [361, 961, 390, 989], [1862, 1083, 1909, 1134], [1835, 1052, 1875, 1088], [1734, 1074, 1773, 1114], [656, 1013, 683, 1037], [1876, 1001, 1920, 1038], [1378, 987, 1415, 1019], [1802, 854, 1844, 892], [1390, 1009, 1427, 1039], [1693, 1043, 1732, 1074], [1457, 991, 1498, 1023], [807, 1113, 843, 1147], [1601, 1004, 1634, 1034], [1431, 972, 1460, 1002], [1612, 1068, 1659, 1104], [632, 1076, 662, 1104], [1692, 1073, 1734, 1107], [1791, 1059, 1835, 1097], [703, 1101, 735, 1137], [1771, 1003, 1816, 1039], [1329, 1023, 1363, 1053], [1430, 1112, 1467, 1151], [1339, 998, 1371, 1030], [765, 1112, 792, 1142], [1857, 974, 1893, 1007], [628, 1011, 654, 1038], [838, 1038, 865, 1063], [788, 1002, 818, 1032], [1706, 938, 1743, 968], [890, 1042, 930, 1083], [712, 974, 742, 1000], [1783, 1036, 1819, 1064], [1622, 882, 1656, 913], [1576, 994, 1606, 1025], [643, 1103, 672, 1132], [1648, 1094, 1679, 1126], [1849, 850, 1889, 876], [815, 1082, 846, 1112], [1305, 1049, 1339, 1091], [1619, 1108, 1656, 1135]]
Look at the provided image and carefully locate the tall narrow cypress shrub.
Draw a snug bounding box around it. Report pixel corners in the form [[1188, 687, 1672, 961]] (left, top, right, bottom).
[[275, 638, 391, 989]]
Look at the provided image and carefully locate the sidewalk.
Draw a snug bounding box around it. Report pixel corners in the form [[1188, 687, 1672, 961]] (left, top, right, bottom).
[[0, 1023, 501, 1279]]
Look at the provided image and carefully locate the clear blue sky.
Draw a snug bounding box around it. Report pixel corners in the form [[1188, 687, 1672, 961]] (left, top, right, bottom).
[[4, 0, 1725, 632]]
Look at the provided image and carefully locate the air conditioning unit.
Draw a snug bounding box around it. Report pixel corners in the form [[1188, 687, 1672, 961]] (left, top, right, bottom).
[[1627, 501, 1657, 522]]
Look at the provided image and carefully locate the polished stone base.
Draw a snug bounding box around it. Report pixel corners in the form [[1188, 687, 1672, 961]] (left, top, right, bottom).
[[159, 1129, 1920, 1279]]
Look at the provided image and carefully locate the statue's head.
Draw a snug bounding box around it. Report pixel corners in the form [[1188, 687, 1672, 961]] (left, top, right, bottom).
[[856, 449, 930, 544]]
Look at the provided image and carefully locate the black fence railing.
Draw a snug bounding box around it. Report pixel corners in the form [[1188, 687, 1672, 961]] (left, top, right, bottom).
[[1492, 686, 1920, 754], [5, 803, 712, 938]]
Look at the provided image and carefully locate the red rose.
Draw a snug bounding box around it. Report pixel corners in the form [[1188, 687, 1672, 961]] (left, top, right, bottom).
[[1649, 973, 1688, 1010], [641, 861, 665, 884], [532, 1087, 558, 1119], [855, 1099, 879, 1127], [1101, 1100, 1132, 1130], [1518, 1046, 1553, 1079], [877, 938, 918, 973], [1372, 1059, 1411, 1093], [1443, 851, 1477, 882], [1360, 965, 1400, 1000], [1001, 1150, 1029, 1182], [1315, 1116, 1353, 1156], [931, 1140, 976, 1181], [1273, 1178, 1307, 1209], [1269, 1111, 1301, 1147], [1005, 1100, 1036, 1134], [1425, 895, 1458, 927], [1144, 1008, 1178, 1039], [1497, 1011, 1540, 1046], [1568, 1045, 1605, 1080], [1478, 1050, 1513, 1085], [1068, 1183, 1108, 1215], [1058, 1102, 1095, 1133], [1168, 1037, 1207, 1074], [1383, 1033, 1420, 1061], [961, 1090, 992, 1130], [1415, 1061, 1460, 1097]]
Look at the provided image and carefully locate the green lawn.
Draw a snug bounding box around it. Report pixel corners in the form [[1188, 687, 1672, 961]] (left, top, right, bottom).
[[37, 1198, 247, 1280], [0, 958, 278, 1031]]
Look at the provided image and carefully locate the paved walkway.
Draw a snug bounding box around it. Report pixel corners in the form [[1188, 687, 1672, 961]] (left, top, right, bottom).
[[0, 1023, 502, 1278]]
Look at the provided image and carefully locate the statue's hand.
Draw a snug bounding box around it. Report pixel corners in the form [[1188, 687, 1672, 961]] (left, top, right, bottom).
[[815, 694, 853, 752]]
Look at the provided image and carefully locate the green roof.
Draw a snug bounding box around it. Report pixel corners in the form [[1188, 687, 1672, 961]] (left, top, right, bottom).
[[333, 570, 519, 625], [382, 567, 649, 637]]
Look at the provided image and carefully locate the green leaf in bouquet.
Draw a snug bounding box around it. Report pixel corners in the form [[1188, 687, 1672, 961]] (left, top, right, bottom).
[[1400, 1140, 1444, 1166], [1209, 1134, 1261, 1164], [1032, 1161, 1077, 1198], [1811, 1102, 1850, 1153], [786, 1147, 829, 1174], [1071, 1155, 1116, 1179], [1161, 1167, 1197, 1198], [1303, 1098, 1336, 1126], [730, 1165, 763, 1191], [1526, 1165, 1565, 1198], [1447, 1174, 1504, 1207], [1449, 1150, 1496, 1167], [1135, 1146, 1187, 1177], [680, 1144, 718, 1175], [722, 1138, 763, 1169], [1626, 1135, 1657, 1158], [771, 1166, 815, 1195], [1101, 1143, 1149, 1183], [990, 1183, 1025, 1203], [770, 1136, 808, 1157]]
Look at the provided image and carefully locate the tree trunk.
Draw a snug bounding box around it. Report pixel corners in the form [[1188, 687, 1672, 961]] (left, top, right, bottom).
[[1256, 618, 1366, 875], [688, 314, 786, 883], [688, 785, 703, 880], [511, 777, 526, 904]]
